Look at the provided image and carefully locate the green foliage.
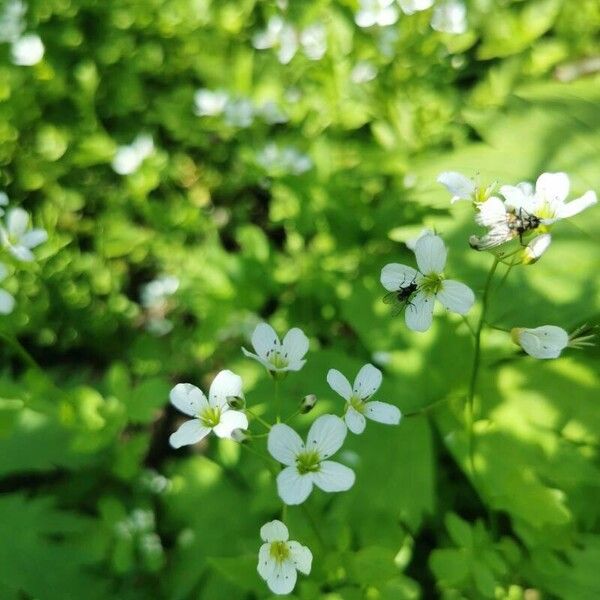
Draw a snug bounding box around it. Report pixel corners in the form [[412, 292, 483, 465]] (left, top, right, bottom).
[[0, 0, 599, 598]]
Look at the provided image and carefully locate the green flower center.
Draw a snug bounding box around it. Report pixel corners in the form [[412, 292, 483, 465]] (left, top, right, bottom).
[[420, 272, 444, 295], [267, 349, 289, 369], [296, 449, 321, 474], [348, 395, 365, 413], [199, 406, 221, 428], [269, 541, 290, 563]]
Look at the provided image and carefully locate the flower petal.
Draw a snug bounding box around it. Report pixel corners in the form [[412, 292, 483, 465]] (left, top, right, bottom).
[[285, 359, 306, 372], [260, 519, 289, 543], [437, 280, 475, 315], [500, 185, 535, 212], [415, 234, 446, 274], [268, 423, 304, 465], [282, 327, 309, 363], [169, 419, 210, 448], [536, 172, 570, 204], [522, 233, 552, 264], [212, 409, 248, 438], [276, 466, 313, 505], [326, 368, 352, 400], [313, 461, 355, 493], [517, 325, 569, 360], [437, 171, 475, 202], [344, 406, 366, 435], [169, 383, 208, 416], [9, 245, 34, 262], [241, 347, 275, 370], [475, 197, 507, 227], [209, 369, 243, 408], [306, 414, 347, 459], [251, 322, 279, 360], [405, 291, 435, 332], [266, 559, 297, 595], [257, 543, 276, 580], [6, 208, 29, 237], [380, 263, 419, 291], [20, 228, 47, 249], [353, 363, 382, 399], [0, 289, 15, 314], [555, 190, 597, 220], [364, 401, 402, 425], [288, 541, 312, 575]]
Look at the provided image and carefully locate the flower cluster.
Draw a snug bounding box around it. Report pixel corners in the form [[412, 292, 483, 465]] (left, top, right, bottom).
[[255, 143, 313, 177]]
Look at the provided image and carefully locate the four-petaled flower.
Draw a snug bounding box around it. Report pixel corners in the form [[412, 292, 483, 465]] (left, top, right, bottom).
[[511, 325, 569, 360], [257, 520, 312, 595], [268, 414, 355, 505], [437, 171, 494, 204], [327, 364, 401, 434], [0, 207, 47, 261], [242, 322, 309, 373], [381, 233, 475, 332], [169, 370, 248, 448]]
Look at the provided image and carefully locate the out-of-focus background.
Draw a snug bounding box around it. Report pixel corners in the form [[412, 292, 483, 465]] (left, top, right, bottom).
[[1, 0, 599, 598]]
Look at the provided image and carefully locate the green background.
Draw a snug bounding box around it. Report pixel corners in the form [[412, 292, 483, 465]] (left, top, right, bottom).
[[0, 0, 599, 598]]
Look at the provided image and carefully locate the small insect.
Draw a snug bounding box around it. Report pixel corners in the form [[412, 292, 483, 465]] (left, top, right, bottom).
[[471, 207, 542, 251], [383, 276, 419, 316]]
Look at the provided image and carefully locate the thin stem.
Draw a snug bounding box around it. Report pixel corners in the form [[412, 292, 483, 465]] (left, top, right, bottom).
[[404, 396, 450, 418], [461, 315, 476, 338], [239, 442, 278, 475], [466, 257, 499, 476], [300, 503, 326, 549], [274, 379, 281, 423], [244, 407, 272, 430], [281, 503, 288, 523], [285, 408, 301, 423]]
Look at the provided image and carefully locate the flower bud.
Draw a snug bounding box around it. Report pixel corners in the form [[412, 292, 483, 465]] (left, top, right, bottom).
[[521, 233, 552, 265], [300, 394, 317, 414], [511, 325, 568, 359], [226, 395, 245, 409], [231, 428, 249, 443]]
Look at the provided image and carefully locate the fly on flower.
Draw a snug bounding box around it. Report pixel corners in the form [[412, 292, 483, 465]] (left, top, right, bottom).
[[382, 272, 419, 316]]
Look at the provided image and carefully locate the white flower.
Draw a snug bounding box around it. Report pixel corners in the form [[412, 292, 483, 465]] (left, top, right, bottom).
[[253, 16, 298, 64], [112, 134, 154, 175], [141, 275, 179, 308], [437, 171, 476, 203], [11, 33, 44, 66], [327, 364, 401, 434], [224, 98, 255, 128], [0, 0, 26, 44], [0, 207, 47, 261], [406, 227, 435, 251], [431, 0, 468, 34], [300, 24, 327, 61], [351, 61, 378, 84], [355, 0, 399, 28], [398, 0, 435, 15], [193, 89, 229, 117], [242, 323, 309, 373], [259, 101, 288, 125], [0, 263, 15, 315], [168, 371, 249, 448], [268, 415, 355, 505], [257, 520, 312, 595], [511, 325, 569, 360], [256, 144, 312, 176], [381, 234, 475, 332]]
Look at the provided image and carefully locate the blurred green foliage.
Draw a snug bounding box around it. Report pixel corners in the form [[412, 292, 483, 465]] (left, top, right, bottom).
[[0, 0, 599, 598]]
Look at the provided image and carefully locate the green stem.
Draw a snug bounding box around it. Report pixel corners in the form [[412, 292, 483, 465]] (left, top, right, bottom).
[[274, 379, 281, 423], [285, 408, 301, 423], [244, 407, 272, 430], [461, 315, 476, 338], [300, 503, 326, 549], [404, 396, 450, 418], [466, 257, 499, 475], [281, 503, 288, 523], [240, 442, 278, 475]]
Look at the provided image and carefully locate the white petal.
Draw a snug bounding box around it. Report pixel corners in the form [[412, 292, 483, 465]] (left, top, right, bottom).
[[312, 461, 355, 493], [555, 190, 597, 220], [415, 234, 447, 274], [285, 359, 306, 372], [437, 171, 475, 202], [169, 419, 210, 448], [536, 172, 570, 204], [364, 401, 402, 425], [212, 409, 248, 438], [268, 423, 304, 465], [277, 466, 313, 505], [257, 544, 276, 580], [282, 328, 309, 363], [405, 291, 435, 332], [241, 347, 276, 371], [326, 368, 352, 400], [475, 197, 507, 227], [306, 414, 347, 459], [20, 228, 47, 249], [169, 383, 208, 416], [380, 263, 419, 291], [353, 363, 382, 399], [406, 228, 435, 251], [523, 233, 552, 263], [288, 541, 312, 575], [399, 0, 435, 14], [437, 280, 475, 315], [0, 289, 15, 314], [500, 185, 534, 212], [6, 208, 29, 237], [9, 245, 34, 262], [260, 520, 289, 543], [345, 406, 366, 434], [517, 326, 569, 360], [266, 559, 297, 595], [209, 369, 243, 408], [251, 322, 280, 359]]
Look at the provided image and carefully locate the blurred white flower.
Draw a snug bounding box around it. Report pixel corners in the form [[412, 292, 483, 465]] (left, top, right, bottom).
[[224, 98, 254, 128], [0, 207, 47, 261], [0, 192, 8, 217], [242, 322, 309, 373], [398, 0, 435, 15], [300, 23, 327, 61], [268, 415, 355, 505], [141, 275, 179, 308], [327, 364, 401, 434], [257, 520, 312, 595], [0, 0, 26, 44], [381, 234, 474, 332], [256, 144, 312, 176], [355, 0, 399, 28], [259, 101, 288, 125], [253, 16, 298, 64], [193, 89, 229, 117], [511, 325, 569, 360], [11, 33, 44, 66], [112, 134, 154, 175], [351, 61, 378, 84], [431, 0, 468, 34], [169, 371, 249, 448], [0, 263, 15, 315]]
